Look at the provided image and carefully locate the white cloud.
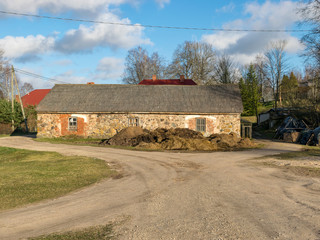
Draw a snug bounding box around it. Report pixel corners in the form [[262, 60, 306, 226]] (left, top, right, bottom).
[[95, 57, 124, 81], [16, 67, 55, 89], [55, 12, 151, 53], [53, 59, 73, 66], [202, 32, 246, 51], [16, 67, 92, 89], [0, 35, 55, 60], [285, 36, 305, 53], [0, 0, 137, 17], [216, 3, 235, 13], [54, 70, 88, 84], [0, 10, 151, 59], [203, 1, 305, 65], [155, 0, 170, 8]]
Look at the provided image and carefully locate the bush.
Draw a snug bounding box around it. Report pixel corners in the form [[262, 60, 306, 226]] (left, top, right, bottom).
[[0, 99, 23, 126]]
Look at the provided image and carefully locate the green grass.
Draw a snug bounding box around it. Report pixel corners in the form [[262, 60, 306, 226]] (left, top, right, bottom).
[[0, 147, 117, 211], [270, 148, 320, 160], [34, 137, 161, 152], [241, 116, 257, 124], [29, 224, 116, 240], [35, 136, 103, 146], [0, 134, 10, 138], [258, 101, 274, 113]]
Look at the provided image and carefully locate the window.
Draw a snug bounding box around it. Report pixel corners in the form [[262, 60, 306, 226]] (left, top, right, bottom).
[[196, 118, 206, 132], [68, 117, 77, 131], [128, 117, 139, 127]]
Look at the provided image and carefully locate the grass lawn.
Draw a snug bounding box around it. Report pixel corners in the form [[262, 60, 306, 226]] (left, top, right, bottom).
[[0, 147, 117, 211], [29, 224, 116, 240], [241, 116, 257, 124], [0, 134, 10, 138], [35, 137, 103, 146], [34, 137, 150, 151], [258, 101, 274, 113]]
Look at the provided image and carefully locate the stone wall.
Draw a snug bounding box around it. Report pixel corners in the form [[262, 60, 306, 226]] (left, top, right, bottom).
[[37, 113, 241, 138]]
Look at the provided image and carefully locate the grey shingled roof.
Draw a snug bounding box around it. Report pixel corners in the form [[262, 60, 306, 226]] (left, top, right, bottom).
[[37, 84, 243, 114]]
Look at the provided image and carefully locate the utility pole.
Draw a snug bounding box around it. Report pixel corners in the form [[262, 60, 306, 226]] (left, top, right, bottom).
[[12, 66, 29, 133], [11, 66, 14, 131], [5, 67, 9, 101]]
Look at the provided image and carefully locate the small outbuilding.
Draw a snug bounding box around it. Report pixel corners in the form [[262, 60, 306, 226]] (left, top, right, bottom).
[[37, 84, 243, 138]]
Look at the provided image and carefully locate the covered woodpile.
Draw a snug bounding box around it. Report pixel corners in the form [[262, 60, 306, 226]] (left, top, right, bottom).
[[275, 116, 320, 145]]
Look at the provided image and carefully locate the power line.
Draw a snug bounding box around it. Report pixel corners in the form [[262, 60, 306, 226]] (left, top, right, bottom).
[[14, 68, 70, 84], [0, 10, 312, 33]]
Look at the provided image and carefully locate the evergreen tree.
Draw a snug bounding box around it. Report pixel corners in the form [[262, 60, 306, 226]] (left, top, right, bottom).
[[281, 72, 298, 107], [239, 65, 261, 117], [0, 99, 23, 126]]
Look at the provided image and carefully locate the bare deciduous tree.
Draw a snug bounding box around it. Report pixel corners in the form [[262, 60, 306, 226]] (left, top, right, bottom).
[[213, 54, 238, 84], [264, 40, 288, 108], [168, 41, 215, 85], [148, 52, 167, 79], [0, 50, 11, 100], [304, 65, 320, 106], [122, 46, 166, 84], [20, 82, 34, 96], [299, 0, 320, 66]]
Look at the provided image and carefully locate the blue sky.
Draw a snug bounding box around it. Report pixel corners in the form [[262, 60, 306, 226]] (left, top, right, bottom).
[[0, 0, 308, 89]]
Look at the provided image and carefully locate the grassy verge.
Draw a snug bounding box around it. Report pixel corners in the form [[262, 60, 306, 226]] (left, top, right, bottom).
[[241, 116, 257, 124], [34, 137, 159, 152], [269, 148, 320, 160], [35, 137, 103, 146], [0, 147, 117, 211], [29, 224, 116, 240], [0, 134, 10, 138], [260, 148, 320, 178], [258, 101, 274, 113]]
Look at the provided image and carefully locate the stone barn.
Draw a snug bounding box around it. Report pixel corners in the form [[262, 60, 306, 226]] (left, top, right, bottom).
[[37, 84, 243, 138]]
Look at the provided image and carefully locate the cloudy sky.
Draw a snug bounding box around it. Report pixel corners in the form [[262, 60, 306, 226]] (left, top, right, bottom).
[[0, 0, 307, 89]]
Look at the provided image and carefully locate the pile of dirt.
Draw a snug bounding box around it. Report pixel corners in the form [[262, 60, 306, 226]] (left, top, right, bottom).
[[107, 126, 146, 146], [104, 127, 256, 151]]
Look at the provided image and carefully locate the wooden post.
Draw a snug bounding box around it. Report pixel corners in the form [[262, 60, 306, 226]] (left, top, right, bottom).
[[11, 67, 14, 131], [5, 68, 9, 101], [12, 66, 29, 133]]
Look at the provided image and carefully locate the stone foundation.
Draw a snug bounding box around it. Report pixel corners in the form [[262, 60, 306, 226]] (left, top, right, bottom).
[[37, 113, 241, 138]]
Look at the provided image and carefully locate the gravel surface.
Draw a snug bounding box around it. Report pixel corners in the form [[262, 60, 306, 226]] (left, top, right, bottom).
[[0, 137, 319, 240]]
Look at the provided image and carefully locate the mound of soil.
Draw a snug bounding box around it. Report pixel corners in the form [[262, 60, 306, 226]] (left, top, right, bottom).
[[208, 132, 241, 149], [131, 128, 204, 146], [107, 126, 146, 146], [105, 127, 256, 151], [158, 137, 217, 151]]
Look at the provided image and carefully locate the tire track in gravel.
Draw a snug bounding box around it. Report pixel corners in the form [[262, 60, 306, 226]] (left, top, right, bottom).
[[0, 137, 320, 240]]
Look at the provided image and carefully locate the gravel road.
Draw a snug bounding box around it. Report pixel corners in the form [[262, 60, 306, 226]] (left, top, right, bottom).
[[0, 137, 319, 240]]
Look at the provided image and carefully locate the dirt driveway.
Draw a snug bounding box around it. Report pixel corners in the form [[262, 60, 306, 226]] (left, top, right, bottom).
[[0, 137, 319, 240]]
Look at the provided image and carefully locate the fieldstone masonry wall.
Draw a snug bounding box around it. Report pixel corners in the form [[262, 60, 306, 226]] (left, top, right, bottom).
[[37, 113, 241, 138]]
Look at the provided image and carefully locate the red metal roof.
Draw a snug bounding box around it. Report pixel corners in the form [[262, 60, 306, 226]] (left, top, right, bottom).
[[21, 89, 51, 107], [139, 79, 197, 85]]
